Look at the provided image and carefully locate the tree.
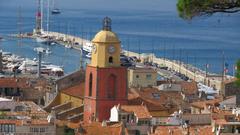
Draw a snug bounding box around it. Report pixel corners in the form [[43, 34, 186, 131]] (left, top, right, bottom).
[[236, 59, 240, 87], [177, 0, 240, 19]]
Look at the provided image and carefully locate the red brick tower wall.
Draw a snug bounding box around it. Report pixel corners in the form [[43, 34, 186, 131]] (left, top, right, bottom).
[[84, 65, 128, 123]]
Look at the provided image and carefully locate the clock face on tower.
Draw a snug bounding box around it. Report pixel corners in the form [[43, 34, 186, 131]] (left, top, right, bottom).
[[108, 45, 115, 54]]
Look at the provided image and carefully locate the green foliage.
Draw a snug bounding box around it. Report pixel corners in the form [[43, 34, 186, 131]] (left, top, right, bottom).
[[177, 0, 240, 19], [235, 59, 240, 87], [64, 126, 75, 135], [0, 111, 6, 119]]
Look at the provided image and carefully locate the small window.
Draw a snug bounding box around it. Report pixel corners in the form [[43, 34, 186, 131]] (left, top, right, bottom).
[[136, 75, 139, 78], [146, 74, 152, 79], [152, 93, 160, 99]]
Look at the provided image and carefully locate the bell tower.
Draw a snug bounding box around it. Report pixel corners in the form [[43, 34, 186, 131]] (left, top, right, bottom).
[[90, 17, 121, 68], [84, 17, 128, 123]]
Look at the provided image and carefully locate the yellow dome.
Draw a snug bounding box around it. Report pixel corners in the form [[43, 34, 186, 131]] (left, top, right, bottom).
[[92, 30, 120, 43]]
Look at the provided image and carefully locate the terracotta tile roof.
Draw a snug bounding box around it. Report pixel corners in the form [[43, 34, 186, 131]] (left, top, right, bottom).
[[29, 119, 50, 125], [191, 98, 223, 109], [182, 114, 211, 125], [59, 121, 124, 135], [2, 101, 48, 119], [0, 119, 51, 126], [224, 77, 237, 84], [120, 105, 151, 119], [0, 78, 30, 88], [180, 81, 198, 95], [129, 67, 157, 73], [152, 126, 213, 135], [128, 88, 182, 114], [0, 120, 22, 126], [214, 119, 228, 125], [61, 82, 85, 99]]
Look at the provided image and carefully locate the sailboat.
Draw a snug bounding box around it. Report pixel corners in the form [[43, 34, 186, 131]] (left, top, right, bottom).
[[52, 8, 61, 14], [51, 0, 61, 14], [36, 0, 55, 45]]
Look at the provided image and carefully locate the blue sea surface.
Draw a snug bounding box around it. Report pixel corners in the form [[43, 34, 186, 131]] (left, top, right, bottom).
[[0, 0, 239, 75]]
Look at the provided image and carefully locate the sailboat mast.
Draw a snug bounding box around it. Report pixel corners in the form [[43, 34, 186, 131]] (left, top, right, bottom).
[[40, 0, 43, 32], [35, 0, 42, 34], [47, 0, 50, 35]]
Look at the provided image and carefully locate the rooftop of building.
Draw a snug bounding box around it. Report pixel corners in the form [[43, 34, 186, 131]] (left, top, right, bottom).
[[0, 77, 29, 88], [92, 30, 120, 43], [0, 77, 49, 89], [0, 99, 51, 126], [191, 98, 223, 109], [182, 114, 211, 125], [120, 105, 151, 119], [152, 125, 213, 135], [128, 88, 183, 116], [180, 81, 198, 95], [128, 67, 157, 73], [0, 99, 48, 119], [56, 120, 125, 135], [61, 82, 85, 99]]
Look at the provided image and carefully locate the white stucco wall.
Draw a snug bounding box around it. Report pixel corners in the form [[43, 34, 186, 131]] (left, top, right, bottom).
[[109, 106, 119, 122]]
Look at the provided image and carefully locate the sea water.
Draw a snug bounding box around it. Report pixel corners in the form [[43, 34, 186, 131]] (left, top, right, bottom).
[[0, 0, 239, 75]]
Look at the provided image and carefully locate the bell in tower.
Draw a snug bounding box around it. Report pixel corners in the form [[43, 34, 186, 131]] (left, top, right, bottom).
[[103, 17, 112, 31]]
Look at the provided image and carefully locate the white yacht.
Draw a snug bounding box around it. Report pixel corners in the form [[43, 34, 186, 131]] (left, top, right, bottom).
[[45, 48, 52, 54], [83, 42, 92, 53], [65, 44, 72, 49], [85, 52, 92, 59]]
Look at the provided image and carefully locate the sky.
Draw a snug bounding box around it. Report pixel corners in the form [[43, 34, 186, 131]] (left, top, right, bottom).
[[0, 0, 177, 12]]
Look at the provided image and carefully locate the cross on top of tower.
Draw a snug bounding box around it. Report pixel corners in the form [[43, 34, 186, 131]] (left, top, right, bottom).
[[103, 17, 112, 31]]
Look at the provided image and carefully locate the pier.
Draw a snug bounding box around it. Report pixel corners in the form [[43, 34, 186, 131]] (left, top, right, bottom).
[[126, 50, 235, 91]]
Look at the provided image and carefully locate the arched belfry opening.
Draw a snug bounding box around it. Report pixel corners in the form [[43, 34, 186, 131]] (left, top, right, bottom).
[[109, 56, 113, 64], [107, 74, 117, 99], [103, 17, 112, 31], [89, 73, 93, 96]]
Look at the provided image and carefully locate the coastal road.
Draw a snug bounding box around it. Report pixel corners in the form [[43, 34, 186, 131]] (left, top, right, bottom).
[[156, 68, 183, 81]]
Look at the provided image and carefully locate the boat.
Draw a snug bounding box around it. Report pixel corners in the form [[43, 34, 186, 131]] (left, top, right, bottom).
[[45, 48, 52, 54], [51, 8, 61, 14], [65, 44, 72, 49], [86, 52, 92, 59], [2, 52, 12, 56], [36, 37, 46, 43], [51, 42, 56, 45], [41, 65, 64, 76], [6, 55, 24, 63], [83, 42, 93, 53], [36, 35, 55, 45], [51, 0, 61, 15], [34, 47, 52, 54], [18, 59, 38, 73]]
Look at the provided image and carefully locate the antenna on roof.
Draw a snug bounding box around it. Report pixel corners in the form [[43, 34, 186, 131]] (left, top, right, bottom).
[[103, 17, 112, 31]]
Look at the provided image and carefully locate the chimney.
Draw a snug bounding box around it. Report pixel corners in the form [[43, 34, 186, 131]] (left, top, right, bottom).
[[236, 94, 240, 107], [0, 51, 2, 72]]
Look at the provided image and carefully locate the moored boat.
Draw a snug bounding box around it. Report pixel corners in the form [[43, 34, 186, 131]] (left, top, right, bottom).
[[83, 42, 92, 53], [85, 52, 92, 59], [51, 8, 61, 14]]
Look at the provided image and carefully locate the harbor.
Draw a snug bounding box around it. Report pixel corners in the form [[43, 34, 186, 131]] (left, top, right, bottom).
[[11, 27, 234, 91]]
